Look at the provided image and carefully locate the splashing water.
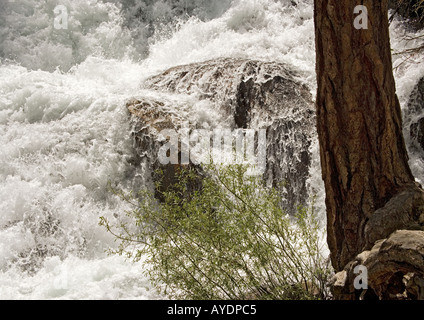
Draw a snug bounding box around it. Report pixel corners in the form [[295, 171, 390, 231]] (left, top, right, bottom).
[[0, 0, 423, 299]]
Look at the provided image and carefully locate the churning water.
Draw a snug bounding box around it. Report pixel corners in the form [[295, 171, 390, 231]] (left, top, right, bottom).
[[0, 0, 423, 299]]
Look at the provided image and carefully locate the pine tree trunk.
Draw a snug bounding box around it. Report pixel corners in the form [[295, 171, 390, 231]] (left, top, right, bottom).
[[314, 0, 420, 271]]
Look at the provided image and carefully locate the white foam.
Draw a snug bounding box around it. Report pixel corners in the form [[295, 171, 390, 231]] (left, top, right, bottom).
[[1, 0, 423, 300], [143, 0, 316, 86], [0, 255, 162, 300]]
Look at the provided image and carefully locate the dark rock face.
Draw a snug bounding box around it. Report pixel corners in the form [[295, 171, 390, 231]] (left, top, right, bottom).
[[129, 58, 315, 213], [407, 77, 424, 152], [126, 97, 203, 199], [389, 0, 424, 30], [410, 118, 424, 151], [143, 59, 312, 127], [364, 187, 424, 249]]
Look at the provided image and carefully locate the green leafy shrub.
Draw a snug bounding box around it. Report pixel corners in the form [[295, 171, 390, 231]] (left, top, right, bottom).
[[100, 164, 332, 300]]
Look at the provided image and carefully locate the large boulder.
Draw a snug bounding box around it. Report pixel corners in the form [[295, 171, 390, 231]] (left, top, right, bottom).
[[126, 97, 202, 200], [363, 186, 424, 249], [331, 229, 424, 300], [128, 58, 316, 213]]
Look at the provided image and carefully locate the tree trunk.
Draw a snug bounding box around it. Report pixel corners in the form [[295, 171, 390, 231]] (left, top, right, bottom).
[[314, 0, 420, 271]]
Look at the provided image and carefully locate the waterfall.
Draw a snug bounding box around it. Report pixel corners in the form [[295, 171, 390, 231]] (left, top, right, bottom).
[[0, 0, 423, 299]]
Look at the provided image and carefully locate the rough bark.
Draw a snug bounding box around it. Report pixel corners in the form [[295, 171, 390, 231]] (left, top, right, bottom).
[[314, 0, 421, 271]]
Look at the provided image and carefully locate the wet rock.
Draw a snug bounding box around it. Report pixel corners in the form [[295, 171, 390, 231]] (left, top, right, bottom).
[[331, 229, 424, 300], [364, 186, 424, 249], [131, 58, 315, 213], [126, 97, 202, 199], [407, 77, 424, 152]]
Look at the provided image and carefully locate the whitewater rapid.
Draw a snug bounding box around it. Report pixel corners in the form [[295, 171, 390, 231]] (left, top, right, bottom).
[[0, 0, 423, 299]]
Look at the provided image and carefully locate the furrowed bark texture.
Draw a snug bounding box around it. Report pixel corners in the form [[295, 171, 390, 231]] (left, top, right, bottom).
[[314, 0, 417, 271]]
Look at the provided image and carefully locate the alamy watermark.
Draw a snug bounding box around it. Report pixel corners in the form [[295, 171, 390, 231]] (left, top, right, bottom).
[[354, 264, 368, 290], [54, 5, 68, 30], [354, 5, 368, 30], [52, 4, 369, 31], [7, 1, 68, 29], [7, 2, 369, 31], [157, 128, 267, 176]]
